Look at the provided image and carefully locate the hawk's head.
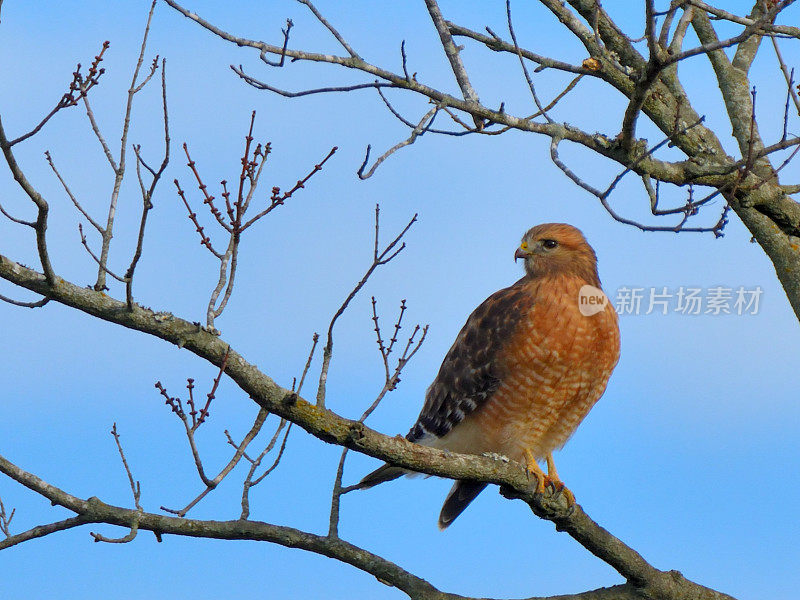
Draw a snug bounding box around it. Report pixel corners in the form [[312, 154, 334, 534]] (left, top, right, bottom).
[[515, 223, 599, 283]]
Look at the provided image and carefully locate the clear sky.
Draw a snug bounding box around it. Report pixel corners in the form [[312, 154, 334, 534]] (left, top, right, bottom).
[[1, 2, 798, 599]]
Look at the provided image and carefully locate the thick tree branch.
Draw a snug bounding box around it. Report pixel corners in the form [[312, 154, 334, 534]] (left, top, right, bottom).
[[0, 255, 738, 600]]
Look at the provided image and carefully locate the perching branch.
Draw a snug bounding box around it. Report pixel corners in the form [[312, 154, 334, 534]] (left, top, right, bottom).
[[0, 262, 739, 600]]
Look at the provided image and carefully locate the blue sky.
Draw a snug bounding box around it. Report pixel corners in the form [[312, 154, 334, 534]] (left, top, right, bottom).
[[1, 1, 798, 599]]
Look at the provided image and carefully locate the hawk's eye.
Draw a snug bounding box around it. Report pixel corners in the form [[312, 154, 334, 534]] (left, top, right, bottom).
[[542, 239, 558, 249]]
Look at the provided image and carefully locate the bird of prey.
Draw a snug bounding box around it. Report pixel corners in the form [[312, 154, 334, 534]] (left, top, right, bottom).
[[360, 223, 620, 529]]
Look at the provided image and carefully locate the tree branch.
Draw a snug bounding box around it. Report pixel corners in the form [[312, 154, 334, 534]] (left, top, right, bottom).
[[0, 255, 739, 600]]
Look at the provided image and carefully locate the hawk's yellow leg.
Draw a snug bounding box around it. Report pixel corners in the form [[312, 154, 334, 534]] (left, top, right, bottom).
[[522, 449, 547, 494], [545, 452, 576, 506]]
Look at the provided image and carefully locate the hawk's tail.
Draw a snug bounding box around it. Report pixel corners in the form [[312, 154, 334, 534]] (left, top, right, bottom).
[[438, 480, 488, 530], [356, 463, 408, 490]]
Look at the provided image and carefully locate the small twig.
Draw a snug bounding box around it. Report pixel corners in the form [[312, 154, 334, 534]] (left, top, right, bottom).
[[315, 206, 417, 408], [260, 19, 293, 67], [242, 146, 337, 230], [124, 60, 170, 310], [357, 103, 441, 180], [297, 333, 319, 395], [194, 347, 230, 430], [507, 0, 553, 123], [232, 65, 396, 97], [9, 41, 109, 147], [0, 199, 33, 227], [771, 36, 800, 118], [78, 223, 127, 283], [109, 423, 141, 510], [329, 306, 428, 536], [424, 0, 483, 129], [0, 516, 89, 551], [91, 515, 140, 544], [174, 177, 222, 257], [163, 407, 268, 517], [44, 150, 103, 233], [0, 292, 50, 308], [0, 495, 14, 537], [296, 0, 360, 59], [240, 420, 292, 520]]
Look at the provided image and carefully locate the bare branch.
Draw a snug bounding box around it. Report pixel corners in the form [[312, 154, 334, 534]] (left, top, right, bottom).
[[0, 516, 89, 551], [9, 41, 109, 147], [296, 0, 360, 59], [358, 103, 441, 179], [315, 206, 417, 407], [109, 423, 141, 510], [0, 494, 14, 537], [0, 116, 56, 284], [231, 64, 397, 97], [424, 0, 483, 129], [0, 292, 50, 308], [260, 19, 294, 67], [686, 0, 800, 39], [506, 0, 554, 123], [78, 223, 127, 283], [93, 0, 159, 292], [448, 22, 594, 76], [45, 150, 104, 233], [165, 408, 268, 518], [0, 259, 744, 599]]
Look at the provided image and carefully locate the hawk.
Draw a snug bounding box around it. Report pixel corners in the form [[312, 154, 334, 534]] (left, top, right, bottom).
[[360, 223, 620, 529]]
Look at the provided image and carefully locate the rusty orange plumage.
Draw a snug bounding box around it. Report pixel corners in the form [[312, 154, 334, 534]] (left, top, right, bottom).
[[360, 223, 620, 529]]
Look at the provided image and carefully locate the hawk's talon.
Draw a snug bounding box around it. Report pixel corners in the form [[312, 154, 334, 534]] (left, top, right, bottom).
[[522, 448, 548, 495], [549, 480, 577, 507]]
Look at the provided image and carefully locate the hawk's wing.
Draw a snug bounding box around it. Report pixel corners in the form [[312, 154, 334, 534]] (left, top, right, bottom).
[[407, 278, 533, 443]]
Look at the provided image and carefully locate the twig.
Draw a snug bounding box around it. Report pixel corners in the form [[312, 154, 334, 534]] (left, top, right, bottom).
[[261, 19, 293, 67], [357, 103, 441, 179], [315, 206, 417, 408], [296, 0, 360, 59], [177, 114, 334, 331], [240, 420, 291, 520], [78, 223, 127, 283], [242, 146, 337, 230], [109, 423, 141, 510], [124, 59, 170, 309], [9, 42, 109, 147], [0, 516, 90, 551], [0, 292, 50, 308], [0, 115, 57, 285], [164, 407, 268, 517], [329, 299, 428, 536], [232, 65, 396, 97], [44, 151, 103, 233], [424, 0, 483, 129], [506, 0, 553, 123], [770, 36, 800, 117], [0, 495, 14, 537]]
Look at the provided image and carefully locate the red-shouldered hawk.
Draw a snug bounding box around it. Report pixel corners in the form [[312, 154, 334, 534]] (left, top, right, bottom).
[[360, 223, 620, 529]]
